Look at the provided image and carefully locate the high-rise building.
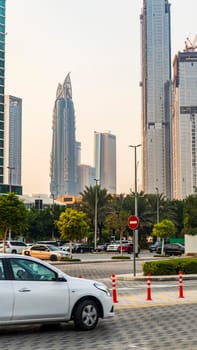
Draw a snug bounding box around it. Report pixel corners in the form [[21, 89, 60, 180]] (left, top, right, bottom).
[[78, 164, 96, 194], [94, 131, 116, 194], [172, 48, 197, 199], [140, 0, 172, 198], [50, 73, 78, 197], [4, 95, 22, 186], [0, 0, 5, 185]]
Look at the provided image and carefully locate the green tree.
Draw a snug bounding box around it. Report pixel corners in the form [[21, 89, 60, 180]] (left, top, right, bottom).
[[183, 195, 197, 235], [106, 209, 130, 254], [55, 208, 90, 255], [0, 193, 28, 251], [152, 219, 176, 254], [80, 185, 112, 242], [26, 204, 65, 242]]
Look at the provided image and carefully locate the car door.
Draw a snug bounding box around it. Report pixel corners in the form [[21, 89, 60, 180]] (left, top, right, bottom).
[[0, 258, 14, 322], [9, 257, 70, 321], [30, 245, 50, 260]]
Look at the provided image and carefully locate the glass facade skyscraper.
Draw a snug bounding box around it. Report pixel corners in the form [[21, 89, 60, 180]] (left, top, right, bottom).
[[94, 131, 116, 194], [50, 73, 78, 197], [140, 0, 172, 198], [4, 95, 22, 186], [172, 50, 197, 199], [0, 0, 5, 185]]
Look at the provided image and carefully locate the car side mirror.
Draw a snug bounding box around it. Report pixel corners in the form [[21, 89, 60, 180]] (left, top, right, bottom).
[[57, 275, 67, 282]]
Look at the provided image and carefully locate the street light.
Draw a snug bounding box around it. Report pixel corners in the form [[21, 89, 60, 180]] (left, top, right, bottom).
[[155, 187, 159, 224], [7, 166, 15, 192], [94, 178, 99, 251], [128, 144, 141, 263], [51, 194, 55, 239], [7, 166, 15, 240]]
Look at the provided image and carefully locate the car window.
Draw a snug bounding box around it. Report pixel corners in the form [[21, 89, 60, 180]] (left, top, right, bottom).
[[9, 258, 58, 281], [31, 245, 44, 251], [0, 259, 5, 280]]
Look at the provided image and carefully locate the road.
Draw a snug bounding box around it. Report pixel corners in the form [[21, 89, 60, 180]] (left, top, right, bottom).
[[0, 255, 196, 350]]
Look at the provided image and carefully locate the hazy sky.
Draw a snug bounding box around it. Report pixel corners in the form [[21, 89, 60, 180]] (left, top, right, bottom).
[[5, 0, 197, 196]]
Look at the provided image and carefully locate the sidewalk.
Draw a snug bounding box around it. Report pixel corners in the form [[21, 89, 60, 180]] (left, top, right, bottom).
[[114, 289, 197, 309], [114, 272, 197, 309]]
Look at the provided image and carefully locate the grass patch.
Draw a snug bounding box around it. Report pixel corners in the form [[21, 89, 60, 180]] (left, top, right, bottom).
[[111, 255, 131, 260], [60, 257, 81, 262]]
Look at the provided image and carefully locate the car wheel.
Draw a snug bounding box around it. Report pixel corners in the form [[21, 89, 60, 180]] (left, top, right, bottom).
[[80, 248, 84, 253], [24, 250, 30, 256], [50, 255, 58, 261], [12, 249, 17, 254], [73, 299, 99, 331]]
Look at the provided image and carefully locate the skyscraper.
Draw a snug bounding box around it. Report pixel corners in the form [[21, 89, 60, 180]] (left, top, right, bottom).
[[4, 95, 22, 186], [172, 46, 197, 199], [50, 73, 78, 197], [0, 0, 5, 185], [140, 0, 172, 198], [94, 131, 116, 194], [78, 164, 96, 194]]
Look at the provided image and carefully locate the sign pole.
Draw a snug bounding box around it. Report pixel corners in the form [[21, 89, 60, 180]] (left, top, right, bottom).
[[128, 215, 139, 277], [133, 230, 136, 277]]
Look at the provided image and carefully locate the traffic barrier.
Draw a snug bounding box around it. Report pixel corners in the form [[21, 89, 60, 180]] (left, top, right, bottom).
[[146, 272, 152, 301], [178, 271, 184, 298], [111, 273, 118, 303]]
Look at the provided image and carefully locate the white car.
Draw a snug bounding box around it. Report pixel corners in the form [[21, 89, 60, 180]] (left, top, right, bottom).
[[107, 240, 129, 252], [0, 254, 114, 330], [0, 240, 27, 254]]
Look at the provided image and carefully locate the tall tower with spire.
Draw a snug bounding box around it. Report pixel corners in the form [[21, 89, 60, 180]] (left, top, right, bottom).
[[50, 73, 78, 197]]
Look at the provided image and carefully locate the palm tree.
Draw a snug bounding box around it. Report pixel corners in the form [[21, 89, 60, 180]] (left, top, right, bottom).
[[80, 185, 112, 242]]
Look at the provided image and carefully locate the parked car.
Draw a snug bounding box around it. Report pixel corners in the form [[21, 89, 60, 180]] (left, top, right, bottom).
[[0, 253, 114, 330], [36, 240, 68, 247], [156, 243, 185, 256], [22, 244, 70, 261], [149, 241, 162, 252], [96, 243, 109, 252], [107, 241, 129, 252], [0, 240, 27, 254], [73, 244, 94, 253], [117, 243, 134, 254]]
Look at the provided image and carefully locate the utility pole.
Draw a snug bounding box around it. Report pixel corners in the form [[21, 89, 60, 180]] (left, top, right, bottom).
[[94, 179, 99, 251], [7, 166, 15, 192], [7, 166, 15, 240], [128, 144, 141, 259], [155, 187, 159, 224]]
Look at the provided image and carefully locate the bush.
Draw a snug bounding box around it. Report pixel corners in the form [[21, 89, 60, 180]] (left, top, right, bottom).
[[111, 256, 131, 260], [143, 258, 197, 275]]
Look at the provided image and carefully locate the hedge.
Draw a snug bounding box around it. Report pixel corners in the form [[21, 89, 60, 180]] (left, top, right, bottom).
[[143, 258, 197, 275]]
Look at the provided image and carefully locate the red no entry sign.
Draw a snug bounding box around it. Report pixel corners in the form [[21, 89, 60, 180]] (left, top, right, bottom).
[[128, 215, 139, 230]]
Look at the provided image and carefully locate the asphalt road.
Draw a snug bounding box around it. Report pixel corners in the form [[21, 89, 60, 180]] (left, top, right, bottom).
[[0, 256, 196, 350]]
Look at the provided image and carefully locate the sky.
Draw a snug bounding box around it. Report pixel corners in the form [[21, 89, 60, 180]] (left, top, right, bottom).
[[4, 0, 197, 196]]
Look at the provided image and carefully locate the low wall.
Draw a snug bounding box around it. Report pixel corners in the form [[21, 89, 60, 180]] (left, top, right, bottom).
[[185, 234, 197, 255]]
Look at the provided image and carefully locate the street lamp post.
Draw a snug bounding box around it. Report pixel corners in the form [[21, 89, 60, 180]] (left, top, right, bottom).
[[129, 144, 141, 262], [7, 166, 15, 192], [51, 194, 55, 239], [94, 179, 99, 251], [7, 166, 15, 240], [155, 187, 159, 224]]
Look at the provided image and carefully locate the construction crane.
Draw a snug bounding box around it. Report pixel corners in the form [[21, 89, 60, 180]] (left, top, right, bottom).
[[184, 34, 197, 51]]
